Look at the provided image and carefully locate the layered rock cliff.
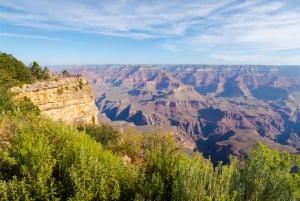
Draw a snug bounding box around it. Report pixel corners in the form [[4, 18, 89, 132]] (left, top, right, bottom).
[[11, 77, 98, 125]]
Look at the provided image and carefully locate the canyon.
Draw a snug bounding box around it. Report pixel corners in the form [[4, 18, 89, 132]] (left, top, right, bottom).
[[55, 65, 300, 163]]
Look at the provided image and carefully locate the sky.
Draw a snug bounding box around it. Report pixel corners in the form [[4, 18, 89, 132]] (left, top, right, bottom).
[[1, 0, 300, 65]]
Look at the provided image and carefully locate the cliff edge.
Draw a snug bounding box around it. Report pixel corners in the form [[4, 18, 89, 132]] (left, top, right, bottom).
[[11, 77, 98, 125]]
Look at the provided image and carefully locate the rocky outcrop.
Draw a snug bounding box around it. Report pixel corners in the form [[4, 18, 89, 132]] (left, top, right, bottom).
[[11, 77, 98, 125]]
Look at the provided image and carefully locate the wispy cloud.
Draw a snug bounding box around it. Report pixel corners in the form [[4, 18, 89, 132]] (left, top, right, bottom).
[[0, 0, 230, 38], [159, 0, 300, 63], [1, 0, 300, 64], [0, 32, 62, 41], [210, 53, 300, 65]]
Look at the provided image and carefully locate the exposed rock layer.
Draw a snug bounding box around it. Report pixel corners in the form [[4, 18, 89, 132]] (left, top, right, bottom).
[[11, 77, 98, 125], [56, 65, 300, 162]]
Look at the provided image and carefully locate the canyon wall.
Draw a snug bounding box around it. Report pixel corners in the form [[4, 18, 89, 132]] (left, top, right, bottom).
[[11, 77, 98, 125]]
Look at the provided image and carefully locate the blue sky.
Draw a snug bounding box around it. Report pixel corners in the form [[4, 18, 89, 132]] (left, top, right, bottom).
[[1, 0, 300, 65]]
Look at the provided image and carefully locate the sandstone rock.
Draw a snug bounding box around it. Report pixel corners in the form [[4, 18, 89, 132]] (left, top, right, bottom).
[[11, 77, 98, 125]]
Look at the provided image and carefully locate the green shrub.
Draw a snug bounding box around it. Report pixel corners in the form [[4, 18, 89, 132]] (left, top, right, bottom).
[[18, 97, 40, 115], [0, 115, 140, 200], [0, 52, 33, 86], [0, 88, 14, 114], [78, 124, 120, 148], [236, 142, 300, 201]]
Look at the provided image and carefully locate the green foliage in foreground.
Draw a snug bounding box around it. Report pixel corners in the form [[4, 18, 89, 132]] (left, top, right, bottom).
[[0, 115, 137, 201], [0, 112, 299, 201], [78, 124, 120, 148]]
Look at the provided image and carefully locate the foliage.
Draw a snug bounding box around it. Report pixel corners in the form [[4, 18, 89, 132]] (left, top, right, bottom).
[[140, 133, 181, 200], [17, 97, 40, 115], [0, 114, 300, 201], [136, 133, 238, 201], [235, 142, 300, 201], [0, 52, 33, 87], [113, 128, 144, 162], [78, 124, 120, 148], [29, 61, 50, 80], [0, 88, 14, 114], [0, 52, 50, 114], [0, 115, 139, 200]]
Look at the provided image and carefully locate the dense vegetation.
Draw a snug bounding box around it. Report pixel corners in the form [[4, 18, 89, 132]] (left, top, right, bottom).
[[0, 52, 300, 200], [0, 52, 49, 113], [29, 61, 50, 80]]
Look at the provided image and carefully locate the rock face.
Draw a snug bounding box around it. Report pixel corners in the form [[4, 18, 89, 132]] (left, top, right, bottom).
[[58, 65, 300, 163], [11, 77, 98, 125]]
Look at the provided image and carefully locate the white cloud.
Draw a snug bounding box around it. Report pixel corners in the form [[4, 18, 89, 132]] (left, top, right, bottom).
[[237, 25, 300, 44], [0, 32, 62, 41], [210, 53, 300, 65], [158, 1, 300, 64], [0, 0, 230, 38], [1, 0, 300, 64]]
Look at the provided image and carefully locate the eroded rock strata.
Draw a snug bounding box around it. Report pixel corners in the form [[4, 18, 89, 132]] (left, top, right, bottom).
[[11, 77, 98, 125], [55, 65, 300, 162]]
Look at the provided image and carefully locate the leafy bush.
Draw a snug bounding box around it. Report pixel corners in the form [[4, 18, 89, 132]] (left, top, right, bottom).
[[0, 88, 14, 114], [235, 142, 300, 201], [0, 115, 139, 200], [17, 97, 40, 115], [0, 52, 33, 87], [78, 124, 120, 148]]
